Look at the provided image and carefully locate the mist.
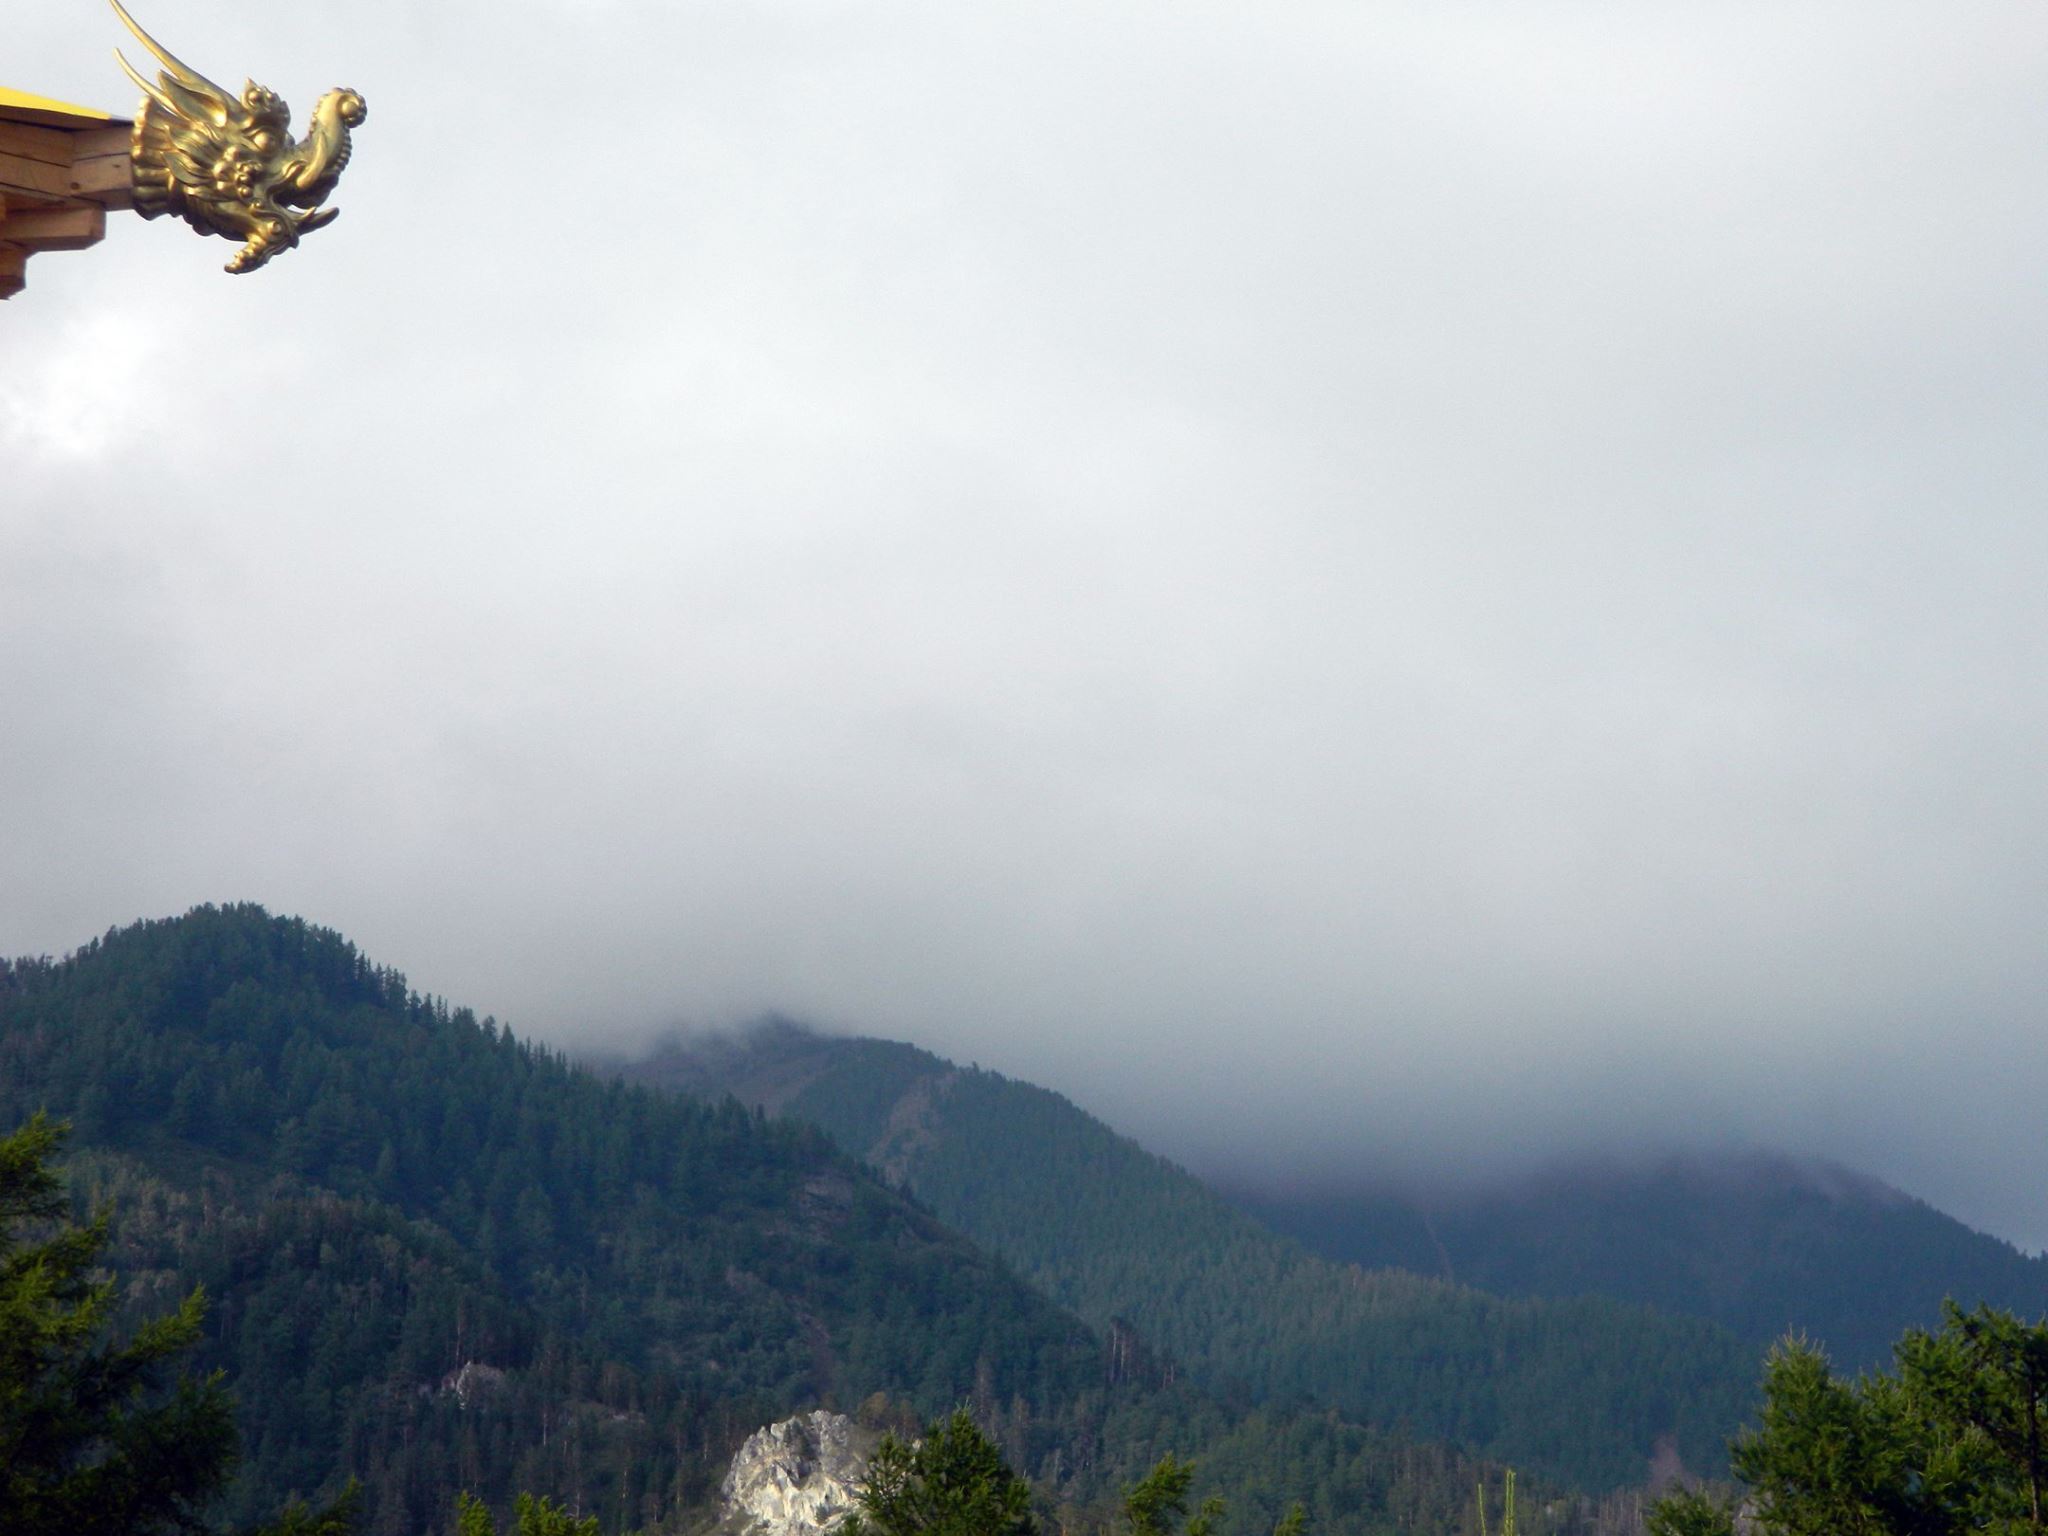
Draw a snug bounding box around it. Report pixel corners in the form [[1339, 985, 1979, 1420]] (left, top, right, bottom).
[[7, 2, 2048, 1250]]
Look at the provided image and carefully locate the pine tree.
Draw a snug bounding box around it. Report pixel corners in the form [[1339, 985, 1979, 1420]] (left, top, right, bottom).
[[842, 1409, 1037, 1536], [1123, 1454, 1224, 1536], [1648, 1304, 2048, 1536], [450, 1489, 598, 1536], [0, 1113, 355, 1536]]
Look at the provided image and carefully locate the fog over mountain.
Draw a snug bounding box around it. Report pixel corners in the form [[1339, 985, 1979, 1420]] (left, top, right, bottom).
[[7, 4, 2048, 1248]]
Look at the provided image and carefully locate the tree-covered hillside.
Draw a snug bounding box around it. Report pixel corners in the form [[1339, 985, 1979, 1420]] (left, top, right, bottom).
[[0, 910, 1103, 1532], [1227, 1155, 2048, 1374], [618, 1026, 1759, 1492], [0, 907, 1615, 1536]]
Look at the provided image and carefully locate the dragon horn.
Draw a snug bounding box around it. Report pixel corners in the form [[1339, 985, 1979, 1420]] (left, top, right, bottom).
[[114, 47, 177, 113], [109, 0, 224, 102]]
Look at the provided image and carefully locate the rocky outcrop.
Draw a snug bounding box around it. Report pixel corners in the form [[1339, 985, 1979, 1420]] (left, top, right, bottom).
[[715, 1411, 880, 1536], [438, 1361, 507, 1408]]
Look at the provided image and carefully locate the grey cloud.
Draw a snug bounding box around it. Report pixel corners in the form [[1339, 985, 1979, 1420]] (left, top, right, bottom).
[[7, 1, 2048, 1248]]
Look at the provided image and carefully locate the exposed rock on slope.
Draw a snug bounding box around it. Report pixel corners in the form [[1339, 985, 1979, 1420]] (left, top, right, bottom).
[[717, 1411, 879, 1536]]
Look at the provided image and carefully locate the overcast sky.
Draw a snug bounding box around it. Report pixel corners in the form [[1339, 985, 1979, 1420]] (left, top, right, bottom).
[[9, 2, 2048, 1249]]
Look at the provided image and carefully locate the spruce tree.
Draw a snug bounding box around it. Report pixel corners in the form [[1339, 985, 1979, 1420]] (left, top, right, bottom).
[[1123, 1454, 1224, 1536], [1648, 1304, 2048, 1536], [842, 1408, 1037, 1536], [0, 1113, 354, 1536]]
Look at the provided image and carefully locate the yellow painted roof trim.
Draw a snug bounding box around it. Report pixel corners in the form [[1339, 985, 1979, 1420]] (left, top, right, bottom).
[[0, 86, 117, 128]]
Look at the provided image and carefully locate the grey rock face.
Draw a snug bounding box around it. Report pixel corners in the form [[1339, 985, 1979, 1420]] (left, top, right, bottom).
[[717, 1410, 880, 1536], [438, 1361, 507, 1408]]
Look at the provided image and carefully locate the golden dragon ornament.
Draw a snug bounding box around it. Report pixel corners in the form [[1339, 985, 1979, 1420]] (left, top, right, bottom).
[[112, 0, 365, 274]]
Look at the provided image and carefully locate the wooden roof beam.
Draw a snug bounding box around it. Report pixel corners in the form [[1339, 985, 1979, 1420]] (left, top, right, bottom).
[[3, 204, 105, 252], [0, 102, 132, 296]]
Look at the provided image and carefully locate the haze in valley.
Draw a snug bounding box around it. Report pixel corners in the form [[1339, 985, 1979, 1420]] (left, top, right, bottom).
[[7, 2, 2048, 1248]]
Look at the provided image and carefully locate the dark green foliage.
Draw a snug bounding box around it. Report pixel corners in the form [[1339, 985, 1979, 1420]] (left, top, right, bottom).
[[1, 907, 1639, 1535], [0, 1111, 236, 1535], [628, 1029, 1758, 1489], [451, 1489, 601, 1536], [0, 1112, 354, 1536], [1072, 1384, 1577, 1536], [252, 1490, 365, 1536], [1233, 1157, 2048, 1374], [1915, 1305, 2048, 1529], [1736, 1340, 1930, 1535], [0, 908, 1100, 1534], [514, 1493, 603, 1536], [1122, 1455, 1223, 1536], [842, 1409, 1037, 1536], [1649, 1304, 2048, 1535], [1641, 1490, 1734, 1536]]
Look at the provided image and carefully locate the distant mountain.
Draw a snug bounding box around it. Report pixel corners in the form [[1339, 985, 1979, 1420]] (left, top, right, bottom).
[[1224, 1152, 2048, 1373], [618, 1023, 1759, 1493], [0, 911, 1095, 1532], [0, 908, 1590, 1536]]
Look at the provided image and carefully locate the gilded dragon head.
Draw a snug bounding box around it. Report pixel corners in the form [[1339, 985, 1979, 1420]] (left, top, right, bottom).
[[112, 0, 365, 274]]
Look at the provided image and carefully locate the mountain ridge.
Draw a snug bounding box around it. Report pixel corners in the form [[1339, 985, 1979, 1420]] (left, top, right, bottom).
[[628, 1016, 2048, 1384], [1224, 1147, 2048, 1372], [615, 1023, 1760, 1492], [0, 910, 1101, 1531], [1, 905, 1612, 1536]]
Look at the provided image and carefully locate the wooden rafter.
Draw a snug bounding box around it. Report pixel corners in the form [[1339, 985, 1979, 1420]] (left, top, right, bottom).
[[0, 90, 132, 300]]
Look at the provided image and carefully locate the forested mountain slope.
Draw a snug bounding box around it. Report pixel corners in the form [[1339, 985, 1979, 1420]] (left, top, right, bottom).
[[0, 907, 1609, 1536], [618, 1024, 1760, 1492], [1227, 1154, 2048, 1373], [0, 910, 1099, 1532]]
